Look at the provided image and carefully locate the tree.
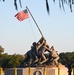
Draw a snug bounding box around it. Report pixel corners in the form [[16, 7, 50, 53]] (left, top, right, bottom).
[[0, 46, 4, 54], [59, 52, 74, 66], [0, 53, 24, 68], [59, 52, 74, 75], [0, 0, 74, 14], [0, 53, 9, 68]]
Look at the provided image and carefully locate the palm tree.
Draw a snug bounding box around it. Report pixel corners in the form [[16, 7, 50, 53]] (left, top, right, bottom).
[[0, 0, 74, 13], [0, 46, 4, 54]]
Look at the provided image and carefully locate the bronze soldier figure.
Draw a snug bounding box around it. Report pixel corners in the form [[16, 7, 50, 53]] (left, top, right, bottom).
[[50, 46, 59, 66]]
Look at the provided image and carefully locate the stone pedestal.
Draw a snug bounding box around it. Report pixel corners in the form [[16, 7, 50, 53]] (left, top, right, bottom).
[[5, 67, 68, 75]]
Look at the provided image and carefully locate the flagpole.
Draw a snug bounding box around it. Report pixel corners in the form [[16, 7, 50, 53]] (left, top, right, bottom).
[[26, 6, 44, 37]]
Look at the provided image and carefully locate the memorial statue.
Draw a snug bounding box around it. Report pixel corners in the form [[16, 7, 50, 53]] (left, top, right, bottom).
[[19, 37, 60, 67]]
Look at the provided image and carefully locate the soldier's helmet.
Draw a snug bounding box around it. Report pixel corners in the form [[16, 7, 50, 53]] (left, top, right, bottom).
[[33, 42, 36, 46]]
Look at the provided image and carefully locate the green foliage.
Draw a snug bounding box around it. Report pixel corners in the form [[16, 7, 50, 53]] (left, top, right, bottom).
[[59, 52, 74, 66], [0, 46, 4, 54], [0, 53, 24, 68], [0, 0, 74, 14]]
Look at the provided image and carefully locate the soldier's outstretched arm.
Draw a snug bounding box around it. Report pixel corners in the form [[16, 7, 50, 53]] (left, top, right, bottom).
[[44, 46, 51, 52]]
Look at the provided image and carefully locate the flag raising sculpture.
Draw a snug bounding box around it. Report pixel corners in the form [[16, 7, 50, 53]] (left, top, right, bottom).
[[15, 9, 29, 21], [15, 6, 60, 67]]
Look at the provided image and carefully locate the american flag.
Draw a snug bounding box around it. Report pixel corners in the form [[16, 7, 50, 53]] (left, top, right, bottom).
[[15, 9, 29, 21]]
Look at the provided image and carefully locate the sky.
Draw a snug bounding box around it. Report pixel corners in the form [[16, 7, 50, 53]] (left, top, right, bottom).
[[0, 0, 74, 55]]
